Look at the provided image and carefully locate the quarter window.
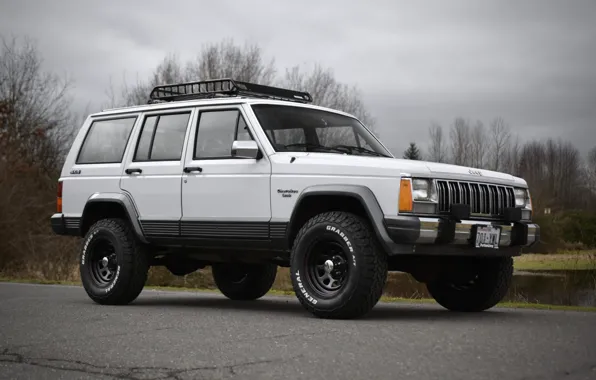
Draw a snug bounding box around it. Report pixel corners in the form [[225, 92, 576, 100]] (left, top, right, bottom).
[[134, 112, 191, 161], [76, 117, 137, 164], [194, 109, 253, 159]]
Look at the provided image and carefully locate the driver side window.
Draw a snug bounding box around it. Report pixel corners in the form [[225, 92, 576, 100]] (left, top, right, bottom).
[[194, 109, 253, 159]]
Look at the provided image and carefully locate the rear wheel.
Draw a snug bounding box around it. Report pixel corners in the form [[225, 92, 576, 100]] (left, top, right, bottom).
[[80, 218, 149, 305], [211, 262, 277, 300], [426, 256, 513, 312], [290, 211, 388, 319]]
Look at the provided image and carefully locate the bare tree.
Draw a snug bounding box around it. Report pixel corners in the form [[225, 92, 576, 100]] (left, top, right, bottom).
[[587, 146, 596, 193], [115, 54, 189, 106], [0, 35, 75, 171], [187, 39, 277, 85], [503, 134, 521, 176], [518, 138, 584, 212], [427, 122, 448, 163], [488, 117, 511, 172], [449, 117, 471, 166], [470, 120, 486, 168], [280, 63, 375, 129]]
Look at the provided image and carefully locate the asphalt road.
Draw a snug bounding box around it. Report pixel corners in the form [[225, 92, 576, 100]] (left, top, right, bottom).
[[1, 283, 595, 380]]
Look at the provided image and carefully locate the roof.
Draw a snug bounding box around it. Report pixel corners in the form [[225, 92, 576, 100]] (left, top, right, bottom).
[[94, 96, 356, 119]]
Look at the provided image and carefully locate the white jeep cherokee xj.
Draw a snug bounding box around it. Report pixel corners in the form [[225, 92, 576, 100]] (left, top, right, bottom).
[[50, 78, 539, 319]]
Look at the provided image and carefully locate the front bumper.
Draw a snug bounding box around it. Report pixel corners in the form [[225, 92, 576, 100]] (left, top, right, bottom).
[[382, 215, 539, 256]]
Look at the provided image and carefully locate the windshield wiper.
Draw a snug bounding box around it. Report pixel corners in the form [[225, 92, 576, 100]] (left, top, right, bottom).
[[282, 143, 347, 154], [330, 145, 390, 157]]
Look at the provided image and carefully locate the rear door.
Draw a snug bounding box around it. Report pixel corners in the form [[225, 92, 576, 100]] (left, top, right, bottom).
[[120, 108, 196, 238]]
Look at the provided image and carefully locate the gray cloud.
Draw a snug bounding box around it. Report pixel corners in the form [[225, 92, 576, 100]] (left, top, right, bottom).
[[1, 0, 595, 157]]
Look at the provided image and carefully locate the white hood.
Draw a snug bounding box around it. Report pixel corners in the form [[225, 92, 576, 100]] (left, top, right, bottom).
[[270, 152, 527, 187]]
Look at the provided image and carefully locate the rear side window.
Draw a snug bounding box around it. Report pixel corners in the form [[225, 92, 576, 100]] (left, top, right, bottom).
[[76, 117, 137, 164], [134, 112, 191, 161]]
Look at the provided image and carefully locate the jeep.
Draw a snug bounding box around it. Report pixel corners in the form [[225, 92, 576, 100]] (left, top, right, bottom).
[[50, 78, 539, 319]]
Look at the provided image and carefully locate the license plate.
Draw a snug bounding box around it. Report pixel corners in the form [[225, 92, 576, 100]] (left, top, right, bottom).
[[474, 225, 501, 249]]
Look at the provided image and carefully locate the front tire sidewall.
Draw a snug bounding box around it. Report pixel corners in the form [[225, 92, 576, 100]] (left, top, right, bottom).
[[291, 221, 361, 311], [80, 222, 133, 302]]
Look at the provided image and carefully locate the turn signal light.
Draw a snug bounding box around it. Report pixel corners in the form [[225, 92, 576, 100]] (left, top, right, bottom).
[[399, 178, 413, 212], [57, 181, 63, 213]]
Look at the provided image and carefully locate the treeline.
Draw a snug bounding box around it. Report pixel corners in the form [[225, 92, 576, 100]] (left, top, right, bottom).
[[404, 118, 596, 251]]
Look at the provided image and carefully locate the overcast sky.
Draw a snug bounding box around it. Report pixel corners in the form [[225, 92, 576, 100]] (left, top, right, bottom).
[[2, 0, 595, 157]]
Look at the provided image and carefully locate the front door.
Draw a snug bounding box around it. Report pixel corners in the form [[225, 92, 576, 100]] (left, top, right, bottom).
[[180, 105, 271, 246], [120, 108, 195, 238]]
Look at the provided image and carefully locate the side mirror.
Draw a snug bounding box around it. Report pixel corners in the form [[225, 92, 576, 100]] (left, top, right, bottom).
[[231, 140, 260, 159]]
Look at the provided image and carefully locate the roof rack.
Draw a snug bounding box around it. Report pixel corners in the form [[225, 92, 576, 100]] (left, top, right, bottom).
[[147, 78, 313, 104]]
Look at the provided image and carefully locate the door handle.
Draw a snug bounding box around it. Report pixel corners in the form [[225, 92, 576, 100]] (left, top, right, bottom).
[[125, 168, 142, 175], [183, 166, 203, 173]]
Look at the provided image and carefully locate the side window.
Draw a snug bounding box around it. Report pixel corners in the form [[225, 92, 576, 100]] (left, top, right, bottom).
[[194, 109, 253, 159], [76, 117, 137, 164], [134, 112, 191, 161]]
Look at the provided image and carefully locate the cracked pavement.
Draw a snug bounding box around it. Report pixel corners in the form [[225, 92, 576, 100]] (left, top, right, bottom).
[[1, 282, 595, 379]]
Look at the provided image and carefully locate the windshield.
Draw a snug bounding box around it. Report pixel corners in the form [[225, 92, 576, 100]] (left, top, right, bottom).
[[250, 104, 392, 157]]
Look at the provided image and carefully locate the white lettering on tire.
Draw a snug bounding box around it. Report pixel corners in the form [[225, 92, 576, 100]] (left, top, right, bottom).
[[326, 225, 357, 267], [81, 230, 99, 265], [295, 270, 317, 304], [105, 265, 121, 293]]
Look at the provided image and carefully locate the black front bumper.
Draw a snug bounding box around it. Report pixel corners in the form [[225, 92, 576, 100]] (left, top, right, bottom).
[[50, 213, 81, 236], [381, 214, 540, 256]]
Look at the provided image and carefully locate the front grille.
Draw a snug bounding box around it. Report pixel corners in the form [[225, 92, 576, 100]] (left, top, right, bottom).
[[436, 180, 515, 218]]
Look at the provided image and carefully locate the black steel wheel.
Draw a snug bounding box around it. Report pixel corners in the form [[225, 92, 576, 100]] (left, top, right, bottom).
[[87, 239, 118, 287], [290, 211, 387, 319], [304, 240, 350, 298], [80, 218, 149, 305]]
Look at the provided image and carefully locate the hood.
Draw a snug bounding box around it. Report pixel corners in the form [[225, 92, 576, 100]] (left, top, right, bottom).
[[421, 161, 524, 186], [270, 152, 526, 187]]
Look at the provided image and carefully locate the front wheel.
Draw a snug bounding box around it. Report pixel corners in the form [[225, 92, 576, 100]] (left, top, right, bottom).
[[290, 211, 388, 319], [426, 256, 513, 312]]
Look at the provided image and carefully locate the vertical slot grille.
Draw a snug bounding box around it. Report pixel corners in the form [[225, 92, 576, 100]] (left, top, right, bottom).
[[436, 180, 515, 218]]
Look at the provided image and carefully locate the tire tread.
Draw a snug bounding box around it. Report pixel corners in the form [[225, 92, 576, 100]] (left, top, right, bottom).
[[291, 211, 387, 319]]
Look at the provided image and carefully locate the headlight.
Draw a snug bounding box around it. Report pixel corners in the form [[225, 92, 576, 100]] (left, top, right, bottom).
[[514, 188, 528, 207], [412, 179, 437, 202]]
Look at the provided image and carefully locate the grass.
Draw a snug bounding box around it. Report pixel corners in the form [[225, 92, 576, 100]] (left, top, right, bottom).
[[2, 276, 595, 313], [514, 251, 596, 271]]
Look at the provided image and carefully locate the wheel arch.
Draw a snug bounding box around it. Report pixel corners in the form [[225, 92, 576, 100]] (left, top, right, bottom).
[[286, 184, 395, 253], [81, 192, 148, 243]]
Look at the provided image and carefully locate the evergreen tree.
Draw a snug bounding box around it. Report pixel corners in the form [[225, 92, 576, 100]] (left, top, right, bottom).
[[403, 142, 421, 160]]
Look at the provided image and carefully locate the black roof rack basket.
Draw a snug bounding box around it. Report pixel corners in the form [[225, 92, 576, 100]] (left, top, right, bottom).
[[148, 78, 313, 104]]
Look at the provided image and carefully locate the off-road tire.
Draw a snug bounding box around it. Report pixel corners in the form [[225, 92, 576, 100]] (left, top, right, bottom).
[[80, 218, 149, 305], [290, 211, 388, 319], [426, 256, 513, 312], [211, 263, 277, 300]]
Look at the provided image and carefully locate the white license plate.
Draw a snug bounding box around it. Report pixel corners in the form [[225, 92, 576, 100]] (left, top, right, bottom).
[[474, 225, 501, 249]]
